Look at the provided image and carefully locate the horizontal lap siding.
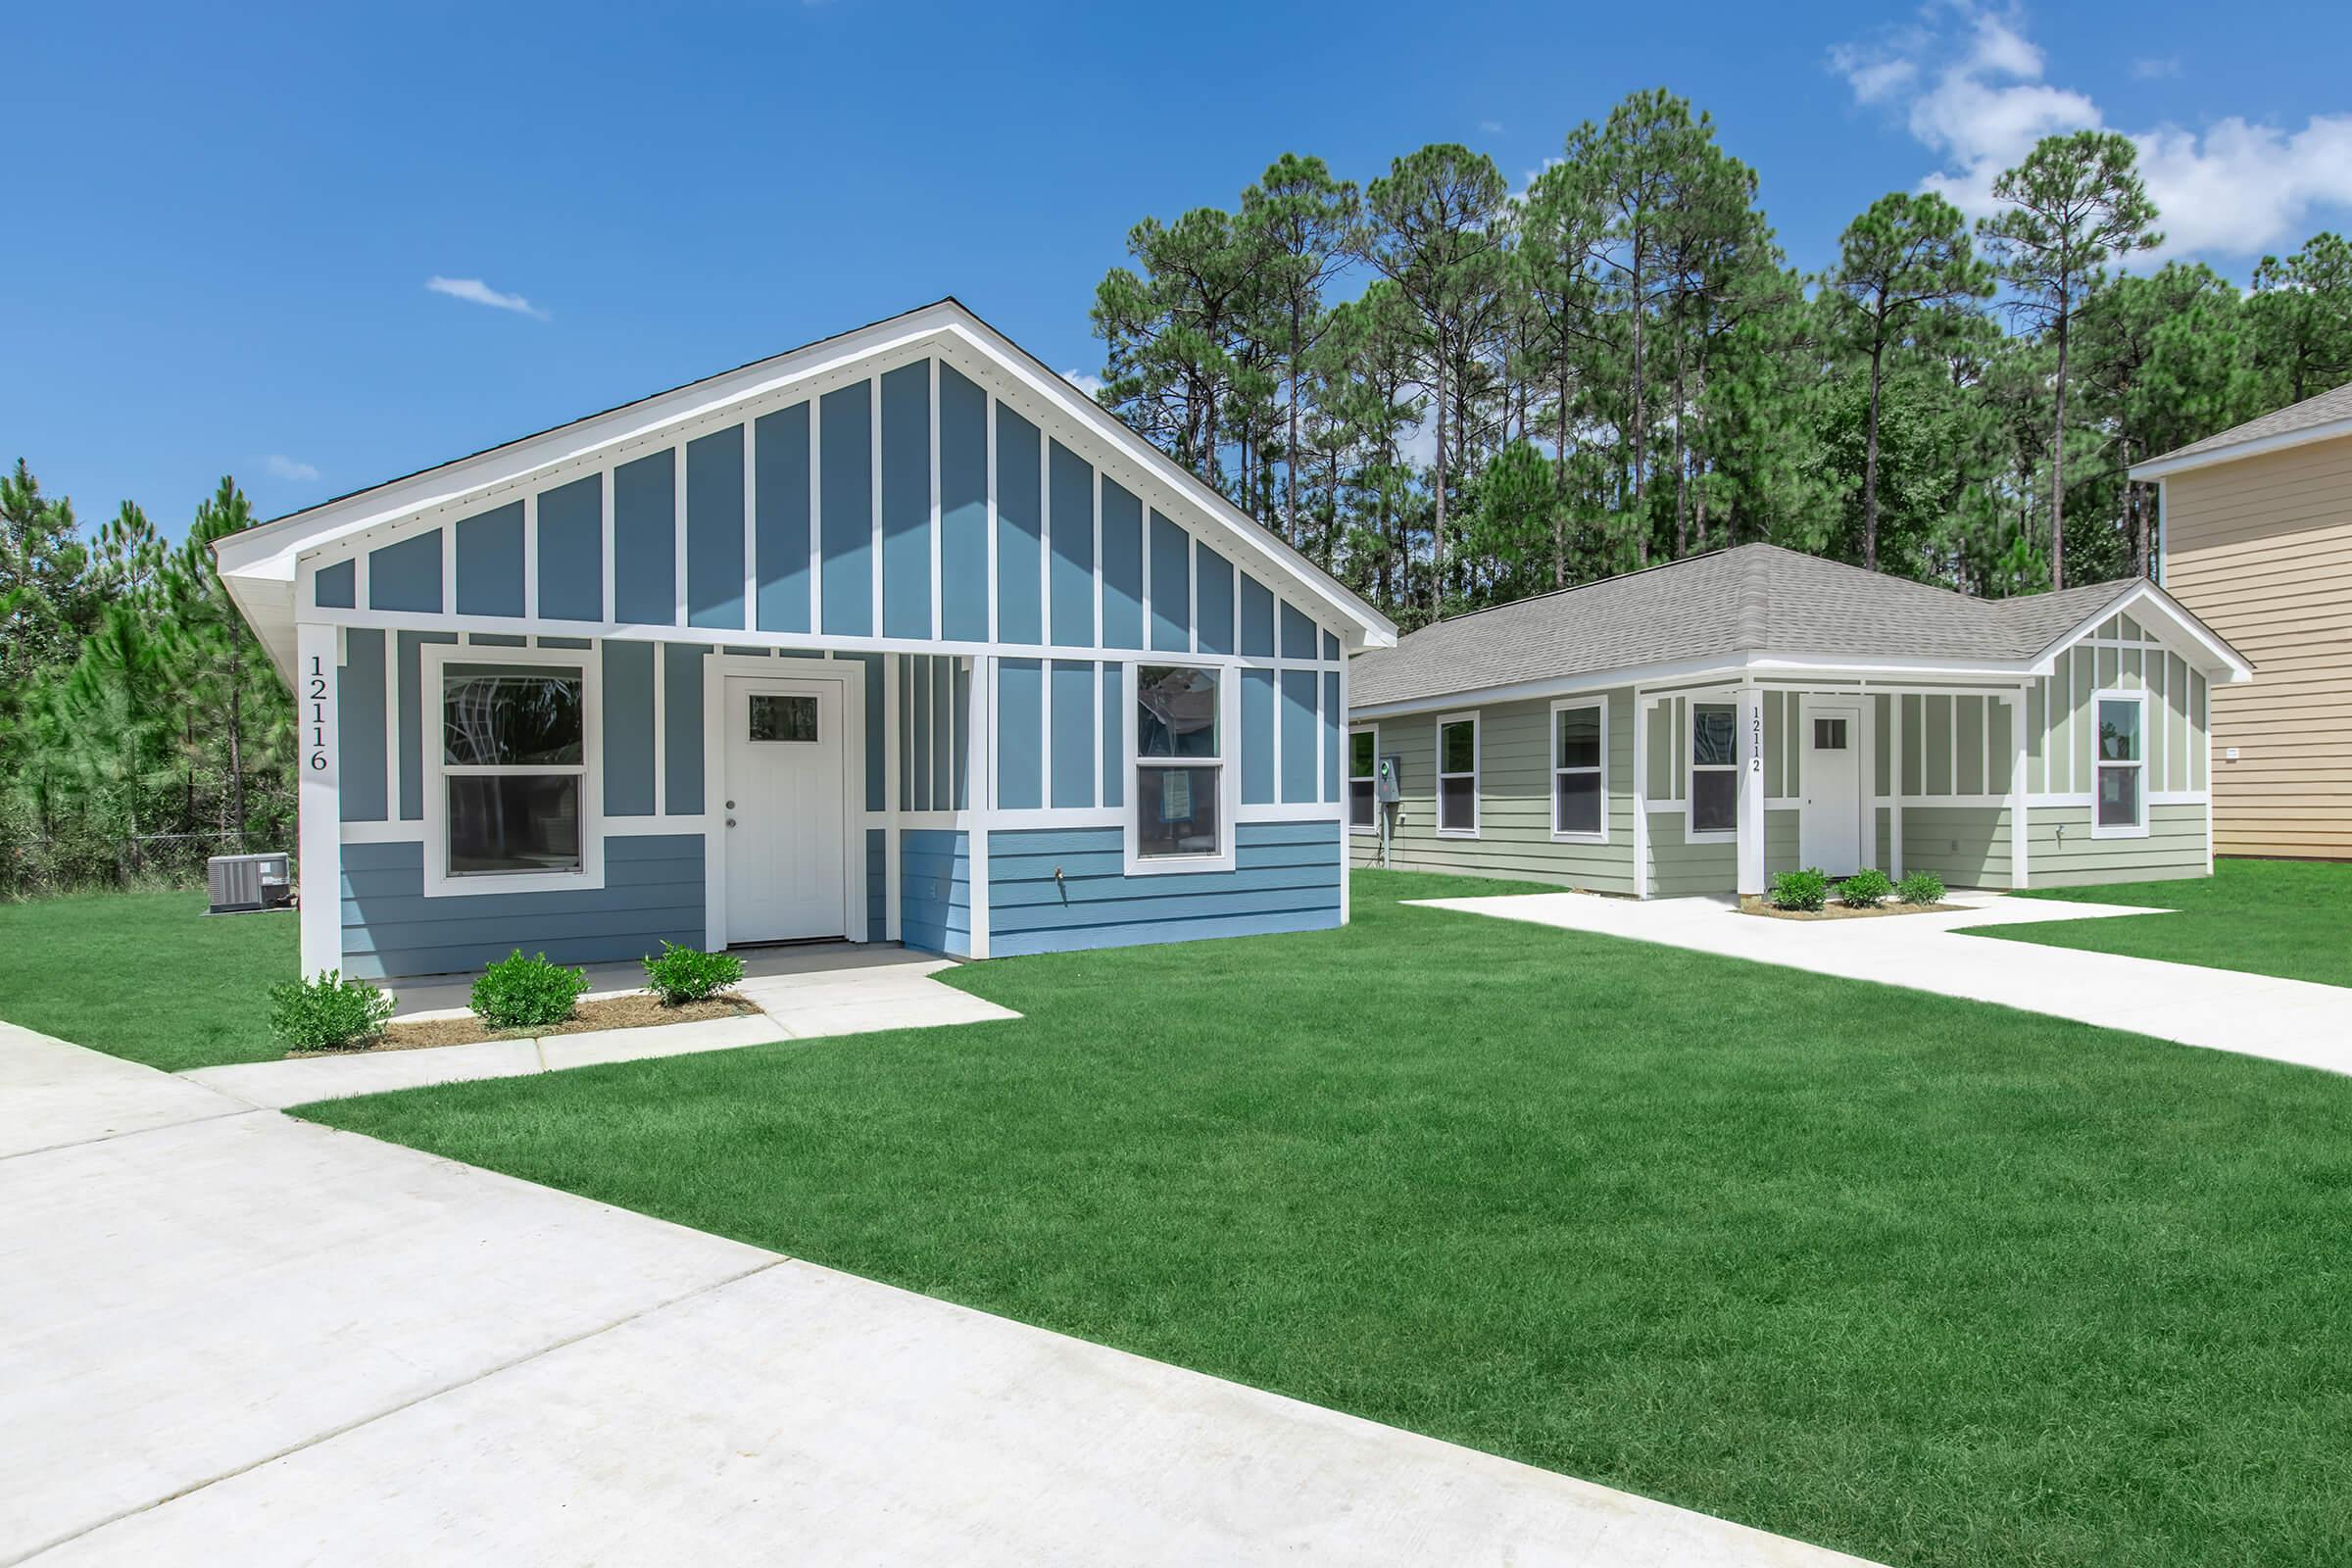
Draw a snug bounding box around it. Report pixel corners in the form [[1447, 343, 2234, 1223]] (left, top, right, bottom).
[[1897, 806, 2012, 889], [2025, 803, 2207, 886], [900, 828, 970, 957], [990, 821, 1341, 956], [2166, 438, 2352, 859], [339, 836, 705, 981], [1350, 691, 1638, 894]]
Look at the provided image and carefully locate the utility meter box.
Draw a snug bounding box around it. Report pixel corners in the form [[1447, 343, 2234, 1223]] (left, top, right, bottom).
[[1376, 755, 1403, 805]]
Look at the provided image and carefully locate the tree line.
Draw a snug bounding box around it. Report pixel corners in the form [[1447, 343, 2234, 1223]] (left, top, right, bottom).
[[1, 467, 287, 893], [1087, 92, 2352, 626]]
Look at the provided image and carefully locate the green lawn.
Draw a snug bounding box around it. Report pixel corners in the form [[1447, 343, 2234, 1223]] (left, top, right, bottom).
[[0, 890, 295, 1070], [301, 870, 2352, 1568], [1974, 858, 2352, 989]]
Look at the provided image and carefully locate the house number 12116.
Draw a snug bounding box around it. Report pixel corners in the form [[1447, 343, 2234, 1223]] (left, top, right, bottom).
[[308, 655, 329, 770]]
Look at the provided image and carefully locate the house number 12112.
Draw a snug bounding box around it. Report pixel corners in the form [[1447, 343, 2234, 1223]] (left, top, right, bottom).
[[307, 655, 329, 771]]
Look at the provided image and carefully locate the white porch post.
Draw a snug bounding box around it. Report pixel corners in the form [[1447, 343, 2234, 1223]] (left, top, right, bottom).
[[2010, 685, 2030, 890], [964, 654, 995, 958], [1889, 692, 1905, 879], [295, 620, 343, 980], [1631, 689, 1650, 900], [1736, 685, 1765, 899]]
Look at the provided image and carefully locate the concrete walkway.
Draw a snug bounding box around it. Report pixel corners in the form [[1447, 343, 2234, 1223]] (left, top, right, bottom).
[[178, 943, 1019, 1109], [0, 1021, 1880, 1567], [1412, 891, 2349, 1076]]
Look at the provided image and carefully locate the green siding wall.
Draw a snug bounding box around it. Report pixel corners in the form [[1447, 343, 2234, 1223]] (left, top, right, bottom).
[[1348, 689, 1639, 894]]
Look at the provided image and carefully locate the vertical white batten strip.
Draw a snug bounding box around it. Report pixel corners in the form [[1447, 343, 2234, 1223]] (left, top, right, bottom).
[[870, 375, 884, 638], [884, 651, 902, 941], [742, 415, 759, 632], [1038, 430, 1052, 646], [673, 443, 688, 627], [1889, 693, 1905, 878], [1631, 691, 1650, 898], [2010, 686, 2029, 890], [652, 643, 666, 816], [1336, 657, 1350, 918], [808, 394, 822, 636], [985, 395, 999, 643], [929, 357, 943, 640], [521, 491, 539, 621], [600, 463, 617, 628], [965, 654, 994, 958]]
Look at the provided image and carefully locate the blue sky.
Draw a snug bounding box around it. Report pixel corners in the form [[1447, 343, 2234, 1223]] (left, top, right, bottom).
[[11, 0, 2350, 539]]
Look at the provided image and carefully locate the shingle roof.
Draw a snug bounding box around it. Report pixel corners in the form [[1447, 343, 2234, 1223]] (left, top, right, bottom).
[[1348, 544, 2141, 709], [2137, 379, 2352, 469]]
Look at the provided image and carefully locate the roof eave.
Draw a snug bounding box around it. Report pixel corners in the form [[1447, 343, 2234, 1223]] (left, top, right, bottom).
[[2131, 415, 2352, 480]]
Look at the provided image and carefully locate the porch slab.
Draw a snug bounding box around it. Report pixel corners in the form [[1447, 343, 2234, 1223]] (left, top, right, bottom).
[[1411, 891, 2350, 1076]]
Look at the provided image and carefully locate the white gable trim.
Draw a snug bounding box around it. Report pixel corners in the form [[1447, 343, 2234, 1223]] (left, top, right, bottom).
[[2029, 580, 2252, 683], [2130, 416, 2352, 480]]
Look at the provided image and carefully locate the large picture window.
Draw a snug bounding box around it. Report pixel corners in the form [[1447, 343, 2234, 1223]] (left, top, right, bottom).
[[440, 662, 588, 879], [1552, 701, 1604, 840], [1135, 665, 1222, 862], [1437, 713, 1479, 836], [1348, 728, 1379, 832], [2093, 691, 2146, 836], [1689, 701, 1738, 836]]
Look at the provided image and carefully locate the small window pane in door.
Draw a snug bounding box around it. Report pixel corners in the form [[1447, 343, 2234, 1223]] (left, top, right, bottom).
[[1812, 717, 1848, 751], [749, 694, 818, 743]]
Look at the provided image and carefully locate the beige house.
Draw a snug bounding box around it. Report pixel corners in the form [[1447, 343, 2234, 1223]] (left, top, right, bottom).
[[2133, 382, 2352, 860], [1348, 545, 2250, 897]]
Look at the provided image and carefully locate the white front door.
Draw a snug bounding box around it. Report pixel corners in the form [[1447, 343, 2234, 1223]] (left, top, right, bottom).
[[723, 676, 848, 943], [1799, 700, 1864, 875]]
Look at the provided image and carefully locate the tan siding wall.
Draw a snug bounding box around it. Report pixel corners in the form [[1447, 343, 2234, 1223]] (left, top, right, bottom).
[[2164, 433, 2352, 858]]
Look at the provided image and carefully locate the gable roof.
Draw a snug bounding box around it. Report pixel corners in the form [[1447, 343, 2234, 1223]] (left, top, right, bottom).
[[215, 298, 1395, 667], [2132, 379, 2352, 479], [1350, 544, 2247, 711]]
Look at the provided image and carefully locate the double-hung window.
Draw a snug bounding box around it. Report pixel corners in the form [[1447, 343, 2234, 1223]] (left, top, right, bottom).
[[1552, 701, 1605, 840], [428, 651, 599, 895], [2093, 691, 2146, 836], [1348, 728, 1379, 832], [1689, 701, 1738, 837], [1133, 665, 1225, 866], [1437, 713, 1479, 836]]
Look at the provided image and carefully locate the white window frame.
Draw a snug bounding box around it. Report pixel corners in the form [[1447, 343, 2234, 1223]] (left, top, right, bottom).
[[2090, 688, 2149, 839], [1123, 661, 1237, 876], [1435, 710, 1480, 838], [421, 640, 606, 898], [1687, 698, 1739, 844], [1347, 723, 1380, 834], [1549, 698, 1608, 843]]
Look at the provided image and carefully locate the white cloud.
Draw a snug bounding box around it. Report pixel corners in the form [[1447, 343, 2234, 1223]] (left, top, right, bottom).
[[425, 275, 549, 318], [1833, 4, 2352, 261], [2131, 56, 2180, 81], [1479, 119, 1506, 135], [1060, 368, 1107, 402], [264, 454, 319, 482]]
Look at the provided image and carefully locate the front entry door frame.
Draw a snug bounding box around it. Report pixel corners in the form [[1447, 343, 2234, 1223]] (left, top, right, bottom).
[[1797, 695, 1867, 876], [702, 653, 867, 951]]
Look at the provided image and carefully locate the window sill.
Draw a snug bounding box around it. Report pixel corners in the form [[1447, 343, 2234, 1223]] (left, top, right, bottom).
[[1123, 853, 1238, 877], [1435, 827, 1479, 840], [1685, 829, 1739, 845], [423, 866, 606, 899], [1550, 831, 1607, 846], [2088, 823, 2150, 840]]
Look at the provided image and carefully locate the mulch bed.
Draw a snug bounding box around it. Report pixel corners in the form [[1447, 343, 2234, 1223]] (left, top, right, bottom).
[[1742, 901, 1959, 921], [292, 992, 758, 1056]]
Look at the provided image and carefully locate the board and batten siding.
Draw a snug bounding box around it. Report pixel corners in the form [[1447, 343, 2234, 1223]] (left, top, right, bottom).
[[309, 354, 1354, 674], [1348, 689, 1639, 893], [899, 828, 971, 957], [2161, 433, 2352, 859]]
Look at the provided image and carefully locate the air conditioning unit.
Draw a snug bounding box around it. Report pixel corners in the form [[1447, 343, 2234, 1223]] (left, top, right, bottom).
[[208, 852, 293, 915]]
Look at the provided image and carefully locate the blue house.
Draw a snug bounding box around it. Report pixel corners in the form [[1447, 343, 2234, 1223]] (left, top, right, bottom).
[[217, 301, 1396, 980]]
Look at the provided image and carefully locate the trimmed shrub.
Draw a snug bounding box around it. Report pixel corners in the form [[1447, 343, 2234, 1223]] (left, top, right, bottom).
[[470, 950, 590, 1031], [1896, 870, 1947, 906], [642, 942, 744, 1006], [268, 970, 395, 1052], [1839, 868, 1894, 908], [1769, 867, 1830, 912]]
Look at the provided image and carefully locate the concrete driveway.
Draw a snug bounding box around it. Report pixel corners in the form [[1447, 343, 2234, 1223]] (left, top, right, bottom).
[[1, 1020, 1879, 1567], [1412, 891, 2349, 1076]]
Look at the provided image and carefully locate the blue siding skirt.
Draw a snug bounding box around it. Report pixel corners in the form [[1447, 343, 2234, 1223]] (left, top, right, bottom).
[[986, 821, 1341, 957], [340, 836, 705, 981], [899, 828, 971, 957]]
